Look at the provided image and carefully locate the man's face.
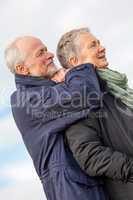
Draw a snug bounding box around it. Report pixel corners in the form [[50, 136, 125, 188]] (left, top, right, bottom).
[[76, 32, 108, 68], [17, 37, 58, 77]]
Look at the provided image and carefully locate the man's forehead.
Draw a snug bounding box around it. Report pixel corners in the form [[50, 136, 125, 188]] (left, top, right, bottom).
[[33, 43, 47, 54], [28, 39, 46, 51], [16, 36, 46, 53]]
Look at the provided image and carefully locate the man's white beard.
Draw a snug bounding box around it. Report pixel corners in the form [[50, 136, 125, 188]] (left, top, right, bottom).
[[47, 64, 59, 78]]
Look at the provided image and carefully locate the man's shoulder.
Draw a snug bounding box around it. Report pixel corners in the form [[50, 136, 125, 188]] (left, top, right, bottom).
[[10, 90, 17, 103]]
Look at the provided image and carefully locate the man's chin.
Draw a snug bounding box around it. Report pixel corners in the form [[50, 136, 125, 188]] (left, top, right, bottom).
[[104, 61, 109, 68], [51, 68, 66, 82], [98, 61, 109, 69], [46, 63, 59, 78], [48, 70, 58, 79]]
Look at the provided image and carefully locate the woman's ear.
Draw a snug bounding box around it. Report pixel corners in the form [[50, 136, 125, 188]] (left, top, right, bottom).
[[68, 56, 78, 67], [15, 64, 30, 75]]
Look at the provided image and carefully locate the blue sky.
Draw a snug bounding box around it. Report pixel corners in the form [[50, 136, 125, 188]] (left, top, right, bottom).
[[0, 0, 133, 199]]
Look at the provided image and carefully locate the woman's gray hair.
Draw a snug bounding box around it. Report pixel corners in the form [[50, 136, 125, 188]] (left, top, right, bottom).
[[5, 39, 26, 73], [56, 27, 90, 68]]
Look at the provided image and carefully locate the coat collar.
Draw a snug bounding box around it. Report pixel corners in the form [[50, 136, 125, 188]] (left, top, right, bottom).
[[15, 74, 56, 88], [95, 71, 108, 92]]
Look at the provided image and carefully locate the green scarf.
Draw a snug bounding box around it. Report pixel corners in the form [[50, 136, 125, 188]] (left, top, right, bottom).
[[96, 68, 133, 110]]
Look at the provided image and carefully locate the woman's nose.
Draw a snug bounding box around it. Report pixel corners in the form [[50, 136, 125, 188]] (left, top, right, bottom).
[[98, 45, 105, 53]]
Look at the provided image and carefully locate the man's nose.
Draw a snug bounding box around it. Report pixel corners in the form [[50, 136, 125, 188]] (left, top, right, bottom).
[[46, 51, 54, 59]]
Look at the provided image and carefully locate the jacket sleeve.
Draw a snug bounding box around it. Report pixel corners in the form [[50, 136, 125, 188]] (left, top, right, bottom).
[[29, 63, 101, 122], [65, 115, 133, 183]]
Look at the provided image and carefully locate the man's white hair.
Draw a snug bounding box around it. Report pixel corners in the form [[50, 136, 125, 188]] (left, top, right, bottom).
[[57, 27, 90, 68], [5, 38, 26, 73]]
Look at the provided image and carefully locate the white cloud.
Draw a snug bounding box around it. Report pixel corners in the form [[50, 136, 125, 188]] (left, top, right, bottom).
[[0, 181, 45, 200], [0, 161, 45, 200], [0, 185, 46, 200], [1, 161, 37, 182], [0, 114, 22, 150]]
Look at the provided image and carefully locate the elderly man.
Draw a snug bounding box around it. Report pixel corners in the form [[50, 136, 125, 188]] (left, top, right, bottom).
[[56, 28, 133, 200], [5, 36, 108, 200]]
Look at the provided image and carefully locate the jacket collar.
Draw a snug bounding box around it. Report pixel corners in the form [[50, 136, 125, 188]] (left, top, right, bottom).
[[15, 74, 56, 88]]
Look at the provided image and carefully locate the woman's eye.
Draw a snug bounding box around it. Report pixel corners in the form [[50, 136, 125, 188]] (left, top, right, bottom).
[[90, 42, 96, 48]]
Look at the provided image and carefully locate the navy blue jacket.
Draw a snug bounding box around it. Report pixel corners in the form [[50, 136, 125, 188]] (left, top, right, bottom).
[[11, 63, 108, 200]]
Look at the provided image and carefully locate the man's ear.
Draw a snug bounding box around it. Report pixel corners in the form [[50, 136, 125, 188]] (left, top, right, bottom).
[[69, 56, 78, 66], [15, 64, 30, 75]]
